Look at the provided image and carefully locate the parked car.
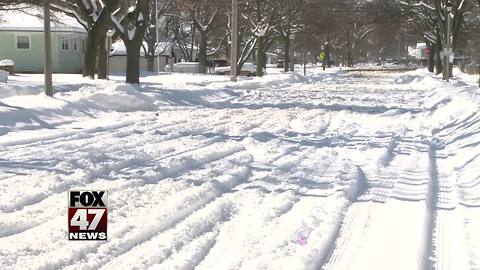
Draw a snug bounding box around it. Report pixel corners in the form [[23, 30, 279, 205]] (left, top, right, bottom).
[[172, 62, 199, 73], [276, 60, 285, 68], [213, 59, 229, 68], [0, 59, 14, 75], [215, 63, 263, 77]]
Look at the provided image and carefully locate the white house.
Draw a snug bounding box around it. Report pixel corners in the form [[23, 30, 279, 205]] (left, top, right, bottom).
[[0, 6, 87, 73]]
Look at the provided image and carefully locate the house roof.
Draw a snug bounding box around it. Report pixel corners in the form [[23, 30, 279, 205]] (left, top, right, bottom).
[[110, 40, 176, 57], [0, 6, 86, 33]]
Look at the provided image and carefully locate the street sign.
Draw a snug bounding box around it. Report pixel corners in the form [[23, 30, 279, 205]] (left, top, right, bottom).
[[425, 48, 430, 55], [320, 52, 326, 61]]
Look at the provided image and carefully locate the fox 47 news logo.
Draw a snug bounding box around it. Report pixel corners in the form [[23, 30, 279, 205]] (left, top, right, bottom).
[[68, 191, 108, 241]]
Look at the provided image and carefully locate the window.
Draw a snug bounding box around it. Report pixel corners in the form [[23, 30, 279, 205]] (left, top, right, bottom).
[[61, 37, 69, 50], [16, 35, 30, 50], [72, 38, 78, 51]]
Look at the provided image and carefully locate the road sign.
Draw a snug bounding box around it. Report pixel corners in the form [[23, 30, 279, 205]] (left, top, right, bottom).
[[320, 52, 326, 61], [425, 48, 430, 55]]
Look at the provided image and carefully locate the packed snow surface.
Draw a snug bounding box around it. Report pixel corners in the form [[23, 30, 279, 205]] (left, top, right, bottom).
[[0, 67, 479, 270]]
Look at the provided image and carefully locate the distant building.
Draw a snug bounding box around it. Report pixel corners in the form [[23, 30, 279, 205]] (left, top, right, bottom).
[[109, 40, 179, 74], [0, 7, 86, 73], [409, 43, 427, 60]]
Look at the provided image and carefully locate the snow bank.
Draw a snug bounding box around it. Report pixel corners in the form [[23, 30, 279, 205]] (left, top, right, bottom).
[[394, 74, 424, 84], [0, 83, 40, 98], [209, 71, 311, 91], [0, 82, 156, 135], [80, 84, 156, 112]]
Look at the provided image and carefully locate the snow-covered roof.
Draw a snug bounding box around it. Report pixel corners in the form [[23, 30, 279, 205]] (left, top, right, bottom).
[[110, 40, 175, 57], [0, 6, 86, 33], [416, 43, 427, 49]]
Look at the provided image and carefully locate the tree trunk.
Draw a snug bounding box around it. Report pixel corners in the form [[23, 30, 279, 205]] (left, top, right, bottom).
[[126, 42, 142, 84], [284, 36, 290, 72], [82, 7, 110, 79], [147, 55, 154, 72], [146, 37, 155, 72], [428, 45, 434, 73], [347, 50, 352, 67], [83, 31, 97, 79], [198, 31, 208, 74], [97, 33, 108, 79], [435, 46, 443, 75], [346, 38, 353, 67], [326, 33, 331, 68], [190, 23, 195, 62], [256, 36, 265, 77], [326, 44, 331, 68], [442, 55, 447, 80]]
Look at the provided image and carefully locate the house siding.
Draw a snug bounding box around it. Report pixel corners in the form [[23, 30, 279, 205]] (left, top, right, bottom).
[[57, 34, 84, 73], [0, 31, 85, 73]]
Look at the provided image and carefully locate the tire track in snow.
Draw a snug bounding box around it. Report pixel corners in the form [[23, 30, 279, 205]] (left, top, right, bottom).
[[432, 147, 472, 270], [51, 166, 252, 270], [321, 202, 373, 270], [426, 143, 439, 270], [0, 118, 141, 148], [100, 193, 241, 270], [1, 117, 191, 161], [177, 192, 301, 270], [0, 109, 263, 227], [317, 166, 371, 270], [0, 161, 250, 269], [0, 111, 249, 213], [195, 188, 312, 269], [0, 144, 245, 238], [150, 230, 218, 270], [320, 139, 430, 269], [2, 105, 242, 150], [0, 113, 176, 151], [434, 209, 472, 270], [1, 109, 233, 158]]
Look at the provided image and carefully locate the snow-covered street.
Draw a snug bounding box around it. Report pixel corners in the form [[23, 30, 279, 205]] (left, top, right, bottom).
[[1, 68, 480, 270]]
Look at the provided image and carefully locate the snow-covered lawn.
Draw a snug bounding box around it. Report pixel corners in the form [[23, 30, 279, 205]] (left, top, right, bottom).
[[0, 68, 479, 270]]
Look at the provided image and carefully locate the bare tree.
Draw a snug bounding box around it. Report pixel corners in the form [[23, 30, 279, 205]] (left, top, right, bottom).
[[51, 0, 119, 79], [111, 0, 149, 84], [143, 0, 172, 72], [242, 0, 277, 76], [274, 0, 303, 72], [174, 0, 226, 73]]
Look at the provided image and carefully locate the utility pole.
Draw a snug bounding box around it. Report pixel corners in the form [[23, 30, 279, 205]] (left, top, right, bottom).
[[303, 33, 306, 76], [107, 30, 113, 80], [156, 0, 160, 74], [443, 0, 452, 82], [289, 33, 295, 71], [446, 0, 452, 82], [43, 0, 53, 96], [230, 0, 238, 82], [405, 23, 408, 67]]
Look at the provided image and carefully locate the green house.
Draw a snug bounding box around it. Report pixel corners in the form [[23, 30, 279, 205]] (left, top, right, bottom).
[[0, 7, 86, 73]]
